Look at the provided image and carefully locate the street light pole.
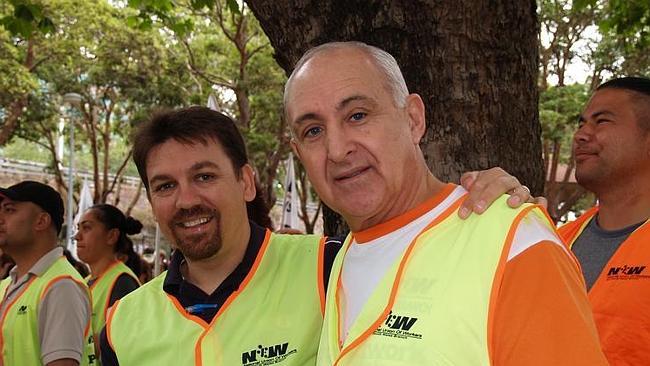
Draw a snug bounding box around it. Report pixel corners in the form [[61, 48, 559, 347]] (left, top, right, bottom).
[[63, 93, 82, 250]]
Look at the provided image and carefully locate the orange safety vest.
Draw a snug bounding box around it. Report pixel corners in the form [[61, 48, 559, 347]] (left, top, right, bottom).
[[559, 207, 650, 366]]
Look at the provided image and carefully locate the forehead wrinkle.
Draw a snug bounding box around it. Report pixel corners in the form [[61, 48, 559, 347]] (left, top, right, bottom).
[[337, 95, 377, 111], [189, 160, 221, 172]]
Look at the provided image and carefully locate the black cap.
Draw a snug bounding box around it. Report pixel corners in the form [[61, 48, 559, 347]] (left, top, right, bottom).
[[0, 181, 65, 234]]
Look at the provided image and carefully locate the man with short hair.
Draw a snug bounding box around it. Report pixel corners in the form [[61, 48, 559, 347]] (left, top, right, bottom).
[[0, 181, 95, 366], [101, 107, 328, 365], [557, 76, 650, 365], [285, 41, 607, 365]]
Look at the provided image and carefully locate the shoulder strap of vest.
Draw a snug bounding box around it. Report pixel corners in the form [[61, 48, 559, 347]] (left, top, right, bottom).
[[558, 206, 599, 248]]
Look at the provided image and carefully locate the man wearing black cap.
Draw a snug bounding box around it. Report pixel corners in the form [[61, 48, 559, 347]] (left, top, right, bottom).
[[0, 181, 96, 366]]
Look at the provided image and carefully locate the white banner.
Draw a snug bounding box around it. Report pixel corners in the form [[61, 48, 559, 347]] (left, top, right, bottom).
[[281, 153, 300, 230], [70, 179, 93, 259], [207, 94, 220, 111]]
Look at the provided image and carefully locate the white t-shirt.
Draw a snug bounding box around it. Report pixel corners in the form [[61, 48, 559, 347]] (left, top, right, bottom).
[[339, 185, 565, 342]]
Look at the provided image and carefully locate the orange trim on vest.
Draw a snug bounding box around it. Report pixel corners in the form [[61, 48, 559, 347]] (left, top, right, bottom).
[[88, 260, 121, 291], [333, 196, 465, 365], [105, 299, 119, 351], [40, 274, 93, 337], [486, 205, 538, 362], [0, 276, 37, 354], [166, 292, 209, 328], [318, 237, 327, 315], [352, 184, 456, 243], [103, 268, 139, 323], [559, 206, 599, 248], [193, 228, 273, 366]]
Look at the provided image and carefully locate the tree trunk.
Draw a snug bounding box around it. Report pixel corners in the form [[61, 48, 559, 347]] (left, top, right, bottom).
[[247, 0, 542, 236]]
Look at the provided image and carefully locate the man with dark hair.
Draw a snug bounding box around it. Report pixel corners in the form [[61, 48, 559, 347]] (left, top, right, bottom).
[[285, 41, 606, 365], [0, 181, 95, 366], [101, 107, 328, 365], [557, 76, 650, 365]]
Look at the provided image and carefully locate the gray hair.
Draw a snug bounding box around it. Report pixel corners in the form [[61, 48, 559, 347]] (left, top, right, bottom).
[[284, 41, 410, 111]]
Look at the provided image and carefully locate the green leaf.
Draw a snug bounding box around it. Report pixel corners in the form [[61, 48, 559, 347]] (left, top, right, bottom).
[[190, 0, 214, 11], [169, 18, 194, 36], [0, 16, 34, 38], [572, 0, 597, 11], [14, 4, 35, 23], [37, 17, 55, 34], [126, 15, 139, 28], [225, 0, 241, 15]]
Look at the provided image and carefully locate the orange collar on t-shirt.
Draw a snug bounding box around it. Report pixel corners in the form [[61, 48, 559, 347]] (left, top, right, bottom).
[[353, 183, 457, 244]]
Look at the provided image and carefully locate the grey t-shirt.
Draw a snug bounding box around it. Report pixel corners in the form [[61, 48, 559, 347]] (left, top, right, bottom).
[[572, 216, 645, 290]]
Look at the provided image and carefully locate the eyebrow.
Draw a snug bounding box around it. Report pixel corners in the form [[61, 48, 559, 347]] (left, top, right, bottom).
[[579, 110, 615, 122], [337, 95, 377, 111], [1, 201, 15, 208], [189, 161, 221, 172], [292, 94, 378, 127]]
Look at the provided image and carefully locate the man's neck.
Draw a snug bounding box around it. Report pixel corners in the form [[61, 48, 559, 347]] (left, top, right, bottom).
[[182, 225, 251, 295], [11, 242, 56, 279], [596, 183, 650, 230], [351, 170, 447, 232]]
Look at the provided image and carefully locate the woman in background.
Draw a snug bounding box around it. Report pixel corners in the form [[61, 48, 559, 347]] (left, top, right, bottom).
[[74, 204, 142, 355]]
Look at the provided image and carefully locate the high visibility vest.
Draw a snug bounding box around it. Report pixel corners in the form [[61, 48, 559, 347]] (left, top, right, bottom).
[[559, 207, 650, 366], [107, 231, 325, 366], [87, 261, 139, 342], [318, 197, 552, 366], [0, 256, 97, 366]]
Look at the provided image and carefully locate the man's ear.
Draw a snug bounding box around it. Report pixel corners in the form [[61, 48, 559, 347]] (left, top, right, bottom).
[[33, 210, 53, 233], [241, 164, 257, 202], [405, 93, 426, 144], [290, 138, 302, 160]]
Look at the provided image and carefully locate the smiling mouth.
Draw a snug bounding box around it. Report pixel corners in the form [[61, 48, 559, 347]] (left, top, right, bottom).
[[176, 216, 213, 228]]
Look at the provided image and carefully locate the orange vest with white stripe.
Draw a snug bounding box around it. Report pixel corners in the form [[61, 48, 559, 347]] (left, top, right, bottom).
[[317, 197, 554, 365], [107, 231, 325, 366], [0, 256, 96, 365], [559, 207, 650, 366]]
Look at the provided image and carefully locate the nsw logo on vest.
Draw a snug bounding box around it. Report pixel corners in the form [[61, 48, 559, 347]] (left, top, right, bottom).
[[373, 310, 422, 340], [241, 342, 297, 366], [607, 264, 649, 281], [17, 305, 28, 315]]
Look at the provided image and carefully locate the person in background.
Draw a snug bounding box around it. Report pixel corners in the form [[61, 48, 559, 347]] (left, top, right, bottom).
[[0, 180, 95, 366], [64, 248, 90, 278], [560, 76, 650, 365], [74, 203, 141, 359], [471, 76, 650, 365]]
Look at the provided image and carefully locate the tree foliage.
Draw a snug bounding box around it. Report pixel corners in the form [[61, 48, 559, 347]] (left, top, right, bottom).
[[2, 0, 196, 210]]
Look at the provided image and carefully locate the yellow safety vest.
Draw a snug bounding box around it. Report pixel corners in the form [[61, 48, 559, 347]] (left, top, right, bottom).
[[87, 261, 139, 344], [0, 256, 96, 365], [107, 230, 325, 366], [318, 197, 551, 366]]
